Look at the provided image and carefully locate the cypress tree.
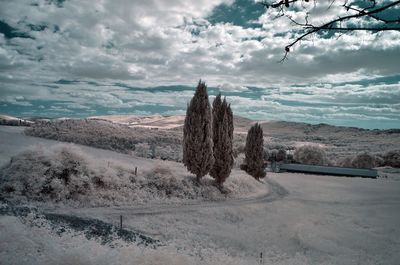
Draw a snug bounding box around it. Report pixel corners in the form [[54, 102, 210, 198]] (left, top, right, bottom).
[[210, 94, 234, 187], [244, 123, 266, 180], [183, 80, 214, 181]]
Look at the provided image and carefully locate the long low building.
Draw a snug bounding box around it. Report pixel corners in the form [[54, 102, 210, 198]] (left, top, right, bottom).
[[277, 163, 378, 178]]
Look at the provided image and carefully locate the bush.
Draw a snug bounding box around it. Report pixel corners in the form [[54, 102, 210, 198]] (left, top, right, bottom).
[[337, 156, 353, 168], [350, 152, 376, 169], [286, 152, 294, 163], [0, 144, 265, 206], [265, 144, 288, 162], [0, 145, 93, 204], [134, 143, 151, 158], [383, 150, 400, 168], [374, 154, 385, 167], [276, 149, 287, 162], [233, 143, 245, 158], [150, 164, 173, 176], [267, 149, 278, 161], [234, 153, 245, 169], [144, 164, 189, 198], [293, 145, 328, 166], [0, 145, 182, 206]]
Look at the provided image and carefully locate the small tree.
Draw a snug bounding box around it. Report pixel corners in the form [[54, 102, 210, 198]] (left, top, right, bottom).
[[383, 150, 400, 168], [351, 152, 376, 169], [244, 123, 266, 180], [210, 94, 234, 187], [294, 145, 328, 166], [183, 80, 214, 182], [276, 148, 287, 162]]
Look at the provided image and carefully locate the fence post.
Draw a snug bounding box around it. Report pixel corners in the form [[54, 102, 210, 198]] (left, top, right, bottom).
[[120, 215, 123, 231]]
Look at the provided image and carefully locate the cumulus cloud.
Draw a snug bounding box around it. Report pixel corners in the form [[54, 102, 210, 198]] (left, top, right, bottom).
[[0, 0, 399, 128]]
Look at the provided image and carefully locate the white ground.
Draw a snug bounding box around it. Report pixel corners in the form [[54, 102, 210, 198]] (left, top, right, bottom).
[[1, 126, 400, 264]]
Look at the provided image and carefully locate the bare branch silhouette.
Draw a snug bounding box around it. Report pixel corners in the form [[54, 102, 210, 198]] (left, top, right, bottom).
[[260, 0, 400, 61]]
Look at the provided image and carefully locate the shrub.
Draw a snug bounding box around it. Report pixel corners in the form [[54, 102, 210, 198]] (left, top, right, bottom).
[[134, 143, 150, 158], [151, 164, 173, 176], [265, 144, 288, 162], [244, 123, 266, 180], [350, 152, 376, 169], [383, 150, 400, 168], [276, 149, 287, 162], [234, 153, 245, 169], [374, 154, 385, 167], [293, 145, 328, 166], [267, 149, 278, 161], [233, 143, 245, 158], [182, 81, 214, 181], [338, 156, 353, 168], [0, 145, 92, 203], [0, 145, 265, 206], [144, 164, 185, 198], [286, 152, 294, 163]]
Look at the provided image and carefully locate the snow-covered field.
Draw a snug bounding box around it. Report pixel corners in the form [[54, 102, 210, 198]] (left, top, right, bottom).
[[1, 125, 400, 264]]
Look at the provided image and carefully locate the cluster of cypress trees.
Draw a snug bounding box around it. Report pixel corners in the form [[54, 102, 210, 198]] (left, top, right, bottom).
[[183, 80, 265, 188]]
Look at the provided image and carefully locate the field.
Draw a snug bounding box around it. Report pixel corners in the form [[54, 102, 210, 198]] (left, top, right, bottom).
[[22, 114, 400, 165], [1, 117, 400, 265]]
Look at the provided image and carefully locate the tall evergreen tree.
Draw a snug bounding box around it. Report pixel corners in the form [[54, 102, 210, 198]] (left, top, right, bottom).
[[183, 80, 214, 181], [210, 94, 234, 187], [244, 123, 266, 180]]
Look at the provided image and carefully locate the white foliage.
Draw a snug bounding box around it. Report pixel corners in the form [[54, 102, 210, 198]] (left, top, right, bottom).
[[0, 144, 265, 206], [0, 215, 197, 265], [293, 145, 329, 166], [234, 153, 245, 169], [134, 142, 150, 158], [0, 213, 259, 265]]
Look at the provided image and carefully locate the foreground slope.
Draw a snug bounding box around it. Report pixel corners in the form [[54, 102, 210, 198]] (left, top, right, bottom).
[[0, 126, 266, 206], [48, 172, 400, 265]]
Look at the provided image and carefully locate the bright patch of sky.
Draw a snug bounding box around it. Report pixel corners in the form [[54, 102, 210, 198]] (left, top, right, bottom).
[[0, 0, 399, 129]]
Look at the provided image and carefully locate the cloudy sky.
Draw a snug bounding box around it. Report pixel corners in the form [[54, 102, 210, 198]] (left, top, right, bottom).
[[0, 0, 399, 129]]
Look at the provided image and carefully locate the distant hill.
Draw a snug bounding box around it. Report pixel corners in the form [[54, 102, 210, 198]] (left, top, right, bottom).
[[0, 114, 33, 126]]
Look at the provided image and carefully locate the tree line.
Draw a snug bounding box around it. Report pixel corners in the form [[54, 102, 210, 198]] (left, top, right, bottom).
[[183, 80, 266, 189]]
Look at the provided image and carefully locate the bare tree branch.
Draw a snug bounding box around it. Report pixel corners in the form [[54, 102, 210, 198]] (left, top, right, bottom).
[[260, 0, 400, 60]]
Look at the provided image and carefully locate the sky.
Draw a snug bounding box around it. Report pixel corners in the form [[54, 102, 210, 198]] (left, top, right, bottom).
[[0, 0, 399, 129]]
